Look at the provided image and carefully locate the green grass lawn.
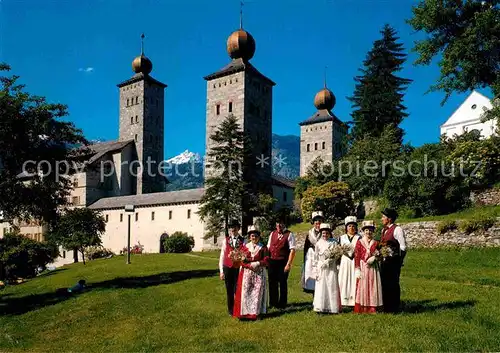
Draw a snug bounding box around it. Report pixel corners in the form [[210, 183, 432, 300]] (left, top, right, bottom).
[[1, 248, 500, 351]]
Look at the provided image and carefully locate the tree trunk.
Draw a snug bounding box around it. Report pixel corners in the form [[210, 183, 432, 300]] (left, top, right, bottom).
[[73, 249, 78, 263], [81, 250, 86, 265]]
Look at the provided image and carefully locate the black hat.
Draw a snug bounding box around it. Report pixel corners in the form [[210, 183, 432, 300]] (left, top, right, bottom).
[[381, 208, 398, 222], [228, 219, 241, 228]]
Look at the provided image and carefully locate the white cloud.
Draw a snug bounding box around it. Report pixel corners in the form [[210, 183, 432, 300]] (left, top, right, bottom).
[[78, 67, 94, 73]]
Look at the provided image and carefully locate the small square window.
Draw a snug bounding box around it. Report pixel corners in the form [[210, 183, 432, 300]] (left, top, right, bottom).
[[105, 214, 109, 222], [187, 209, 191, 219], [315, 143, 318, 150], [169, 210, 172, 219], [151, 211, 155, 221], [307, 144, 310, 152], [216, 104, 220, 115], [135, 115, 138, 123], [322, 142, 326, 149], [126, 98, 129, 106], [120, 214, 123, 222], [130, 117, 134, 124], [135, 213, 139, 222], [228, 102, 233, 113], [135, 134, 138, 142]]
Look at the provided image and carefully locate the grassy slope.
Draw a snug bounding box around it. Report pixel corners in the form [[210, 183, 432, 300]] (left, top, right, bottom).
[[1, 249, 500, 352]]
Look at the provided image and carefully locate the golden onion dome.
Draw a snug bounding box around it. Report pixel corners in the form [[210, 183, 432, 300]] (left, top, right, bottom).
[[132, 54, 153, 75], [314, 88, 336, 111], [227, 29, 256, 61]]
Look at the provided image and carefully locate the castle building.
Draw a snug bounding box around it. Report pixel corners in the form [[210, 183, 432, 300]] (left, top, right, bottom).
[[299, 84, 348, 176], [1, 27, 295, 265]]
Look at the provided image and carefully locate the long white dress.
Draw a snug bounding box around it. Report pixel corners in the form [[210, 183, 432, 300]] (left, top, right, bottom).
[[301, 228, 321, 292], [312, 238, 341, 313], [338, 233, 361, 306]]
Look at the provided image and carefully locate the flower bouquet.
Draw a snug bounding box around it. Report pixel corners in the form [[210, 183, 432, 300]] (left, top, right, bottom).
[[375, 242, 394, 262], [229, 249, 247, 264], [320, 240, 346, 268]]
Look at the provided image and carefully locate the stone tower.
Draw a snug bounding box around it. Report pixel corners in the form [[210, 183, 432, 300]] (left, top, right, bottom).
[[117, 34, 167, 194], [203, 21, 275, 226], [299, 84, 348, 176]]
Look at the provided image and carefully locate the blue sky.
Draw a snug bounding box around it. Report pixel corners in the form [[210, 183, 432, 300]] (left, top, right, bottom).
[[1, 0, 492, 158]]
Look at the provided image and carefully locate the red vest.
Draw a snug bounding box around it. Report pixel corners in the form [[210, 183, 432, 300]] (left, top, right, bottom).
[[381, 225, 400, 254], [269, 230, 290, 260], [222, 235, 245, 268]]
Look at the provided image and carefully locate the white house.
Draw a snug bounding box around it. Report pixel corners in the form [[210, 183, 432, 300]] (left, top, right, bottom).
[[440, 90, 497, 139]]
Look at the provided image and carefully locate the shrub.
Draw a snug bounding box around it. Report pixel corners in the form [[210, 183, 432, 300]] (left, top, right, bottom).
[[459, 216, 496, 234], [163, 232, 195, 253], [84, 246, 114, 260], [437, 220, 458, 234], [398, 206, 417, 220], [0, 233, 58, 281], [301, 181, 355, 224]]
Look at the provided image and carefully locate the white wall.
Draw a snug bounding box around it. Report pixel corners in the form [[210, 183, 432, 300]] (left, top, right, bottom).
[[441, 91, 497, 139], [98, 202, 206, 253]]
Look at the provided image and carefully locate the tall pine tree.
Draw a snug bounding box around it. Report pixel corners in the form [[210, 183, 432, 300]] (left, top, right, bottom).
[[198, 114, 253, 241], [348, 24, 412, 144]]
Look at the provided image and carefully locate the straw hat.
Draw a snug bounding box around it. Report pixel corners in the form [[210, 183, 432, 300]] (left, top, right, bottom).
[[361, 220, 376, 231]]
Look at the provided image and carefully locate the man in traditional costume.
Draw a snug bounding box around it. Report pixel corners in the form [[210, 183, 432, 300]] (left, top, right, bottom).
[[301, 211, 324, 294], [233, 225, 270, 320], [380, 208, 407, 313], [267, 219, 296, 309], [354, 220, 383, 313], [339, 216, 361, 308], [312, 223, 342, 314], [218, 219, 246, 316]]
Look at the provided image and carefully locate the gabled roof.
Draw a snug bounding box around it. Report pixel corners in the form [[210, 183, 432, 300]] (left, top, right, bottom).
[[204, 58, 276, 86], [84, 140, 135, 165], [441, 90, 493, 128], [88, 188, 205, 210], [117, 72, 167, 88], [299, 109, 347, 127], [272, 175, 296, 189]]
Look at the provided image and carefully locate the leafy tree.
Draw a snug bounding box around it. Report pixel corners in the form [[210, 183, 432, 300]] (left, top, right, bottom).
[[341, 125, 407, 199], [198, 114, 253, 241], [348, 24, 412, 144], [408, 0, 500, 101], [0, 232, 58, 280], [46, 208, 105, 264], [384, 143, 470, 217], [445, 136, 500, 189], [294, 157, 337, 200], [301, 181, 355, 225], [408, 0, 500, 128], [0, 63, 88, 226]]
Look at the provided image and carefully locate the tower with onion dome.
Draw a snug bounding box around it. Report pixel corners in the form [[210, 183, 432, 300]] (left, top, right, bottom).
[[299, 75, 348, 176], [203, 6, 275, 227], [117, 34, 167, 194]]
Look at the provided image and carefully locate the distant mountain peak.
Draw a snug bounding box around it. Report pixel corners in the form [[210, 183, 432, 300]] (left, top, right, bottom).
[[166, 150, 202, 164]]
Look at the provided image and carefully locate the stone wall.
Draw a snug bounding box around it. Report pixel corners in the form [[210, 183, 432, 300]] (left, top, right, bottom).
[[470, 188, 500, 206], [294, 218, 500, 249]]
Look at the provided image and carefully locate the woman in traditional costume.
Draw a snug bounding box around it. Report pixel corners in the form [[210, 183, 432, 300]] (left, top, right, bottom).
[[338, 216, 361, 308], [233, 225, 270, 320], [312, 223, 342, 314], [354, 220, 383, 314], [301, 211, 324, 294]]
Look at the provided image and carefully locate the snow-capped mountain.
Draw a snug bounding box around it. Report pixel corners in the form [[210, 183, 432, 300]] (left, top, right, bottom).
[[166, 150, 202, 164]]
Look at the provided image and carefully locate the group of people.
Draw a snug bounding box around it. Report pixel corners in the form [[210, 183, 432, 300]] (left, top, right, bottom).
[[218, 207, 407, 320], [302, 209, 407, 314]]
